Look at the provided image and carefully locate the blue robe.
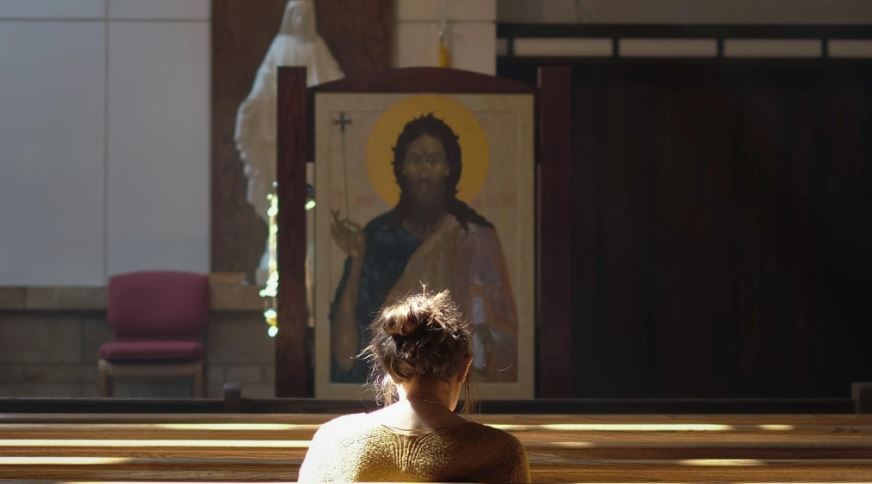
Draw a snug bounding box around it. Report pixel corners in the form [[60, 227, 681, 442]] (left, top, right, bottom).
[[329, 212, 420, 382]]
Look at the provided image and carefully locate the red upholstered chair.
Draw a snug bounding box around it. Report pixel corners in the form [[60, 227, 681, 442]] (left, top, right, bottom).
[[98, 271, 209, 397]]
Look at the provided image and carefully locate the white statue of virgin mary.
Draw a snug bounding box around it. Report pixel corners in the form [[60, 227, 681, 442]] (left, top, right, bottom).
[[235, 0, 343, 222]]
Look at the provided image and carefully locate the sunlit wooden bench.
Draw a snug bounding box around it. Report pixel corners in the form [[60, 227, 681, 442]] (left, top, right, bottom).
[[2, 413, 872, 482]]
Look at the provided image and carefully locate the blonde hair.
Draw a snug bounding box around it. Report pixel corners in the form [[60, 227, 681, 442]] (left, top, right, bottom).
[[361, 287, 475, 412]]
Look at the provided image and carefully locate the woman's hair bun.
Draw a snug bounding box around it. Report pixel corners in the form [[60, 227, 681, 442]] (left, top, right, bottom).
[[380, 289, 450, 337], [363, 287, 471, 389], [380, 304, 421, 337]]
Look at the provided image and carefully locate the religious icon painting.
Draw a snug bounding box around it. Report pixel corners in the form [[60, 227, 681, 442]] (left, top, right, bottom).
[[313, 93, 534, 399]]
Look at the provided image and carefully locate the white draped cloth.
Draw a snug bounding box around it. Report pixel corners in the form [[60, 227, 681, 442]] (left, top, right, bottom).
[[235, 0, 343, 221]]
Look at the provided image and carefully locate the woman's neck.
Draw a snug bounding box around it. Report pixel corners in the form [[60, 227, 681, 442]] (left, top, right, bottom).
[[397, 382, 455, 411], [376, 398, 465, 432], [371, 378, 466, 432]]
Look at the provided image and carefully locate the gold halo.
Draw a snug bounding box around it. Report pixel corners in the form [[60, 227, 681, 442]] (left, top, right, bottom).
[[365, 94, 489, 206]]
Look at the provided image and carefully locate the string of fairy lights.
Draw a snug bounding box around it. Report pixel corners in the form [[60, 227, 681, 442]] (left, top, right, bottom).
[[260, 185, 316, 338], [259, 192, 280, 338]]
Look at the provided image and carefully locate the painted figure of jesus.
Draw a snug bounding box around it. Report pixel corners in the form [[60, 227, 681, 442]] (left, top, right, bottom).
[[329, 113, 518, 383]]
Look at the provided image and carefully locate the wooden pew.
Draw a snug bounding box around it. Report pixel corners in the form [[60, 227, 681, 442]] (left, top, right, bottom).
[[2, 413, 872, 482]]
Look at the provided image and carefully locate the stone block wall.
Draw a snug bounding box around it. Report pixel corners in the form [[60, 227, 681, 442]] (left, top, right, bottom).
[[0, 311, 99, 397], [207, 312, 276, 398], [0, 285, 276, 399]]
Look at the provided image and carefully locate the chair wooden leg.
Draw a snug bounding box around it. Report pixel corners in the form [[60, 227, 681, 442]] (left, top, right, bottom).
[[100, 359, 206, 397], [97, 360, 112, 397], [193, 362, 204, 398]]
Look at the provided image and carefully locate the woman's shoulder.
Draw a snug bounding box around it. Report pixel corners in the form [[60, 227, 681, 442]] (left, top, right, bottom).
[[448, 421, 529, 482], [313, 413, 379, 441], [454, 420, 524, 448], [319, 412, 371, 428], [299, 413, 386, 482], [322, 412, 368, 424]]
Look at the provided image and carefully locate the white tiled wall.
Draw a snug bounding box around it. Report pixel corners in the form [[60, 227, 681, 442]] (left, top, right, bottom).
[[394, 21, 496, 75], [394, 0, 496, 74], [108, 0, 209, 20], [0, 22, 106, 285], [0, 1, 210, 285], [106, 22, 209, 276], [397, 0, 495, 22], [0, 0, 104, 18]]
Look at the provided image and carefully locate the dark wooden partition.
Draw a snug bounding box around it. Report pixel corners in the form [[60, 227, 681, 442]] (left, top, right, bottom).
[[276, 68, 310, 397], [537, 66, 574, 397], [501, 58, 872, 399]]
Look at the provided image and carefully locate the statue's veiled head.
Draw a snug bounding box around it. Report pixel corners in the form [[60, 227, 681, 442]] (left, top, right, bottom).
[[280, 0, 317, 40]]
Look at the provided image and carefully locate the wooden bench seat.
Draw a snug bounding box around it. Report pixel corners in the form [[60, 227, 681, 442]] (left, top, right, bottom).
[[4, 456, 872, 482], [2, 413, 872, 482]]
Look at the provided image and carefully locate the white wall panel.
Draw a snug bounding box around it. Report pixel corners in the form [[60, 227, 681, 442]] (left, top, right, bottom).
[[514, 38, 611, 57], [396, 0, 494, 22], [109, 0, 209, 20], [498, 0, 578, 23], [0, 0, 104, 19], [107, 22, 209, 276], [830, 40, 872, 58], [725, 39, 821, 58], [394, 22, 495, 74], [620, 39, 717, 57], [723, 0, 872, 24], [499, 0, 872, 24], [0, 22, 105, 285]]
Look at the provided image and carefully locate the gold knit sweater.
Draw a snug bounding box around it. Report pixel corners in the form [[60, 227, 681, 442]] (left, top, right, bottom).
[[298, 413, 530, 483]]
